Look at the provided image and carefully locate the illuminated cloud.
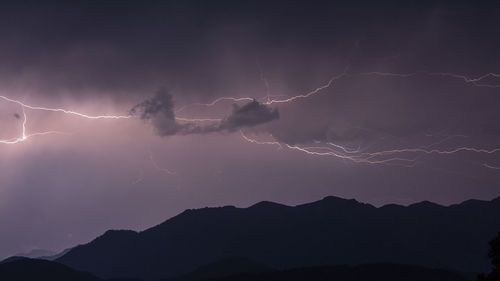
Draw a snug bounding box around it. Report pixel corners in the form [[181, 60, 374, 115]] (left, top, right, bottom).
[[131, 88, 279, 136]]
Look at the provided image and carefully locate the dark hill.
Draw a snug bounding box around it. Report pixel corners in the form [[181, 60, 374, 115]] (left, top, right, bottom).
[[0, 258, 101, 281], [0, 258, 474, 281], [208, 263, 474, 281], [56, 196, 500, 280], [165, 257, 272, 281]]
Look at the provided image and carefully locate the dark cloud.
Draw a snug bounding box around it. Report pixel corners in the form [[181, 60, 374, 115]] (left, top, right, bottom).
[[130, 88, 180, 136], [131, 89, 279, 136], [219, 100, 279, 132], [1, 0, 499, 101]]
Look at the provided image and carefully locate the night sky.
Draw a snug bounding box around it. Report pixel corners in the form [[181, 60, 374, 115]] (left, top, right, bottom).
[[1, 0, 499, 259]]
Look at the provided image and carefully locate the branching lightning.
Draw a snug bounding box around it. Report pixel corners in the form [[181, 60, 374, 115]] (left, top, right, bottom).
[[1, 65, 499, 172], [174, 67, 500, 118], [428, 72, 500, 88], [0, 95, 131, 119], [0, 94, 231, 145], [149, 151, 176, 175], [240, 130, 500, 169], [359, 71, 500, 88], [0, 95, 132, 145], [169, 67, 500, 170], [0, 107, 69, 144], [239, 131, 417, 167]]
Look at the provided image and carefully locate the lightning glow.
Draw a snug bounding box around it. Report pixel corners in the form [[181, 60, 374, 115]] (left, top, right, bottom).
[[239, 131, 417, 166], [0, 107, 69, 144], [2, 66, 499, 172], [0, 95, 130, 145], [172, 67, 500, 170], [240, 131, 500, 169], [0, 95, 131, 119], [175, 67, 499, 119]]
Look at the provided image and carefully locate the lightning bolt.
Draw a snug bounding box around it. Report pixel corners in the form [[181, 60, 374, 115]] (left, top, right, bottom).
[[0, 95, 131, 119], [483, 163, 500, 170], [0, 95, 131, 145], [239, 131, 417, 166], [428, 72, 500, 88], [258, 62, 271, 104], [171, 67, 499, 170], [175, 67, 499, 118], [149, 151, 176, 175], [2, 65, 499, 172], [0, 107, 69, 144], [359, 71, 500, 88], [240, 131, 500, 169], [175, 117, 222, 122]]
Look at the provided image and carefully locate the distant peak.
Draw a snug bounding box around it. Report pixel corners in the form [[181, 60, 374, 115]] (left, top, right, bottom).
[[322, 195, 358, 203], [408, 200, 443, 208], [93, 229, 138, 243], [295, 195, 374, 210], [379, 203, 405, 209], [460, 199, 488, 205], [249, 201, 289, 209], [307, 195, 359, 205]]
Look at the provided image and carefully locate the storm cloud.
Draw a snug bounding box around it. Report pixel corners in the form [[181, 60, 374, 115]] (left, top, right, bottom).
[[131, 88, 279, 136]]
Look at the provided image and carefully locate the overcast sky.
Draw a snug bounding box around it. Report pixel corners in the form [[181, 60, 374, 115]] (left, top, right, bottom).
[[0, 0, 499, 259]]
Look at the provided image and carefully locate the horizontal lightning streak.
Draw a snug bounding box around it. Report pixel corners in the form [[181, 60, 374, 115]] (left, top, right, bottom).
[[175, 68, 499, 118], [175, 97, 254, 114], [0, 95, 131, 119], [240, 131, 500, 169], [359, 72, 500, 88], [2, 67, 499, 172], [365, 147, 500, 157], [428, 72, 500, 88], [0, 95, 133, 145], [239, 131, 417, 166], [175, 117, 222, 122], [483, 163, 500, 170]]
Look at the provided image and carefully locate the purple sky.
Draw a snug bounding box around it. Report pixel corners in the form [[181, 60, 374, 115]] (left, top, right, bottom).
[[0, 0, 499, 259]]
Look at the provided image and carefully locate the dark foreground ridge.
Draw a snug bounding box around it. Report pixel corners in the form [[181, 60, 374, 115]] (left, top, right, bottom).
[[0, 257, 474, 281], [53, 196, 500, 280], [0, 258, 101, 281], [203, 263, 474, 281]]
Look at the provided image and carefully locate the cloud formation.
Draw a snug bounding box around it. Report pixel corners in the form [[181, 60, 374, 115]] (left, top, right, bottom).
[[219, 100, 279, 132], [131, 88, 279, 136]]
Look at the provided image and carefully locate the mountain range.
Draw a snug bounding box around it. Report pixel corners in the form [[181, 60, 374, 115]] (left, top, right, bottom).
[[47, 196, 500, 280], [0, 257, 475, 281]]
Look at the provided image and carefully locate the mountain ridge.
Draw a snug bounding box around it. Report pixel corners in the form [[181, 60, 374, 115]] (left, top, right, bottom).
[[56, 195, 500, 280]]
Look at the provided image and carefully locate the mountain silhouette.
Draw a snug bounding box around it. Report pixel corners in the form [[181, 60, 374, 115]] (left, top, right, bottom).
[[13, 249, 56, 259], [0, 258, 101, 281], [0, 257, 475, 281], [37, 247, 73, 261], [55, 196, 500, 280], [164, 256, 272, 281], [206, 263, 474, 281]]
